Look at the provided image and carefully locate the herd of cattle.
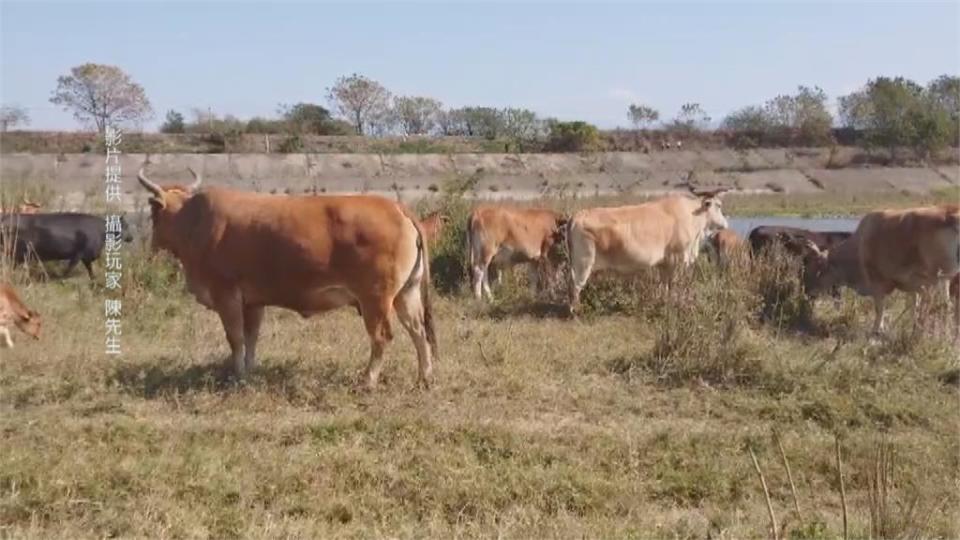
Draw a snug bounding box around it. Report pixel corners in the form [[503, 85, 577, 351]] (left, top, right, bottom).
[[1, 168, 958, 389]]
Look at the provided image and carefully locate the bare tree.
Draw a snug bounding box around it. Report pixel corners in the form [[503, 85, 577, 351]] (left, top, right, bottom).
[[669, 102, 711, 133], [326, 73, 392, 135], [0, 105, 30, 132], [49, 63, 153, 133], [627, 104, 659, 129], [394, 96, 442, 135], [501, 108, 542, 151]]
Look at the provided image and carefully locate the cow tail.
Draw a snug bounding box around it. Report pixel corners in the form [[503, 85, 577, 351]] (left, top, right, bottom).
[[466, 213, 477, 287], [401, 209, 438, 359]]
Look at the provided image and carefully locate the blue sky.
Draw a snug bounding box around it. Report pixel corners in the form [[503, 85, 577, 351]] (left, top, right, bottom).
[[1, 1, 957, 131]]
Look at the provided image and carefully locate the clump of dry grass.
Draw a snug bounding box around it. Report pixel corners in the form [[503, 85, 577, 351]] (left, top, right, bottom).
[[640, 265, 774, 389]]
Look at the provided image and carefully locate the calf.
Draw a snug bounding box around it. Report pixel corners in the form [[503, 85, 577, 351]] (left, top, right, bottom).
[[0, 213, 134, 279], [467, 205, 568, 301], [704, 228, 746, 266], [0, 283, 42, 348]]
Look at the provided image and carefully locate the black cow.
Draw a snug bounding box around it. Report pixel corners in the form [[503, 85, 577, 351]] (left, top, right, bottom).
[[0, 213, 134, 279], [748, 226, 852, 258], [748, 225, 853, 298]]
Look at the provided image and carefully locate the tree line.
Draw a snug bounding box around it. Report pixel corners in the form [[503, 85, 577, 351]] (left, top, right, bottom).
[[0, 63, 957, 157]]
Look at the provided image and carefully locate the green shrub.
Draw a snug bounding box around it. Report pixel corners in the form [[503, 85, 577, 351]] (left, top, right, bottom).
[[751, 246, 815, 333], [421, 174, 480, 295], [545, 121, 602, 152], [278, 135, 304, 153]]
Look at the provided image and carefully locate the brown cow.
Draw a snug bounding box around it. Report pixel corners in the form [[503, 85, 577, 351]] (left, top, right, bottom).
[[0, 283, 42, 348], [420, 211, 448, 247], [137, 167, 437, 389], [467, 205, 568, 300], [567, 187, 729, 311], [803, 205, 960, 337], [0, 199, 41, 214], [705, 228, 746, 266]]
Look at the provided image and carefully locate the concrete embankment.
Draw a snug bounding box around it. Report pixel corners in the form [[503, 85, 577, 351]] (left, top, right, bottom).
[[1, 148, 956, 211]]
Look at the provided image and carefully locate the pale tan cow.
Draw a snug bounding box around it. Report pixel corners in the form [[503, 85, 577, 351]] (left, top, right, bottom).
[[467, 205, 568, 300], [0, 283, 42, 348], [137, 167, 437, 389], [803, 204, 960, 337], [567, 187, 729, 311]]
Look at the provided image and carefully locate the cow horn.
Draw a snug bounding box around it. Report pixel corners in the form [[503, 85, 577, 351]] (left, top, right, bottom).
[[137, 168, 164, 197], [186, 167, 202, 191], [802, 239, 825, 257], [692, 186, 731, 198]]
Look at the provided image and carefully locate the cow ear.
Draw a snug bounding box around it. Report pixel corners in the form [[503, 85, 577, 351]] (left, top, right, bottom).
[[148, 197, 166, 211]]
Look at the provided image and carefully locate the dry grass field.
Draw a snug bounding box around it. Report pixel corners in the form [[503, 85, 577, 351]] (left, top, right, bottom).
[[1, 191, 958, 539]]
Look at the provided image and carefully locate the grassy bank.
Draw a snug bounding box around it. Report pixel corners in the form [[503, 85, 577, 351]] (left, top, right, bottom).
[[721, 186, 960, 217], [2, 236, 957, 538]]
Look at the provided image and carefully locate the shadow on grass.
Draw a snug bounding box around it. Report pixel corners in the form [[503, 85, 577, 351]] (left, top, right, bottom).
[[482, 300, 573, 320], [108, 356, 347, 401]]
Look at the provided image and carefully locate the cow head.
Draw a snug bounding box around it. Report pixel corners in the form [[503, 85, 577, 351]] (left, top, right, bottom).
[[688, 186, 729, 231], [16, 309, 42, 340], [546, 216, 571, 263], [795, 239, 836, 297], [137, 167, 202, 253], [119, 215, 135, 243]]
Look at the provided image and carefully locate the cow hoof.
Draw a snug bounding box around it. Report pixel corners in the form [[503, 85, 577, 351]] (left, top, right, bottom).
[[352, 376, 377, 393]]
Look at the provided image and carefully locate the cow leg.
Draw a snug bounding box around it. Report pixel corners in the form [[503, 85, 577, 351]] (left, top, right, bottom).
[[243, 304, 265, 371], [490, 264, 503, 287], [568, 244, 596, 314], [359, 296, 394, 390], [831, 286, 843, 311], [62, 256, 80, 278], [471, 264, 484, 300], [473, 252, 497, 301], [951, 277, 960, 340], [213, 289, 246, 376], [870, 293, 887, 340], [527, 263, 540, 296], [658, 264, 676, 296], [393, 285, 433, 389], [472, 258, 493, 301], [82, 259, 95, 280], [483, 267, 496, 299], [0, 327, 12, 348], [910, 290, 924, 336]]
